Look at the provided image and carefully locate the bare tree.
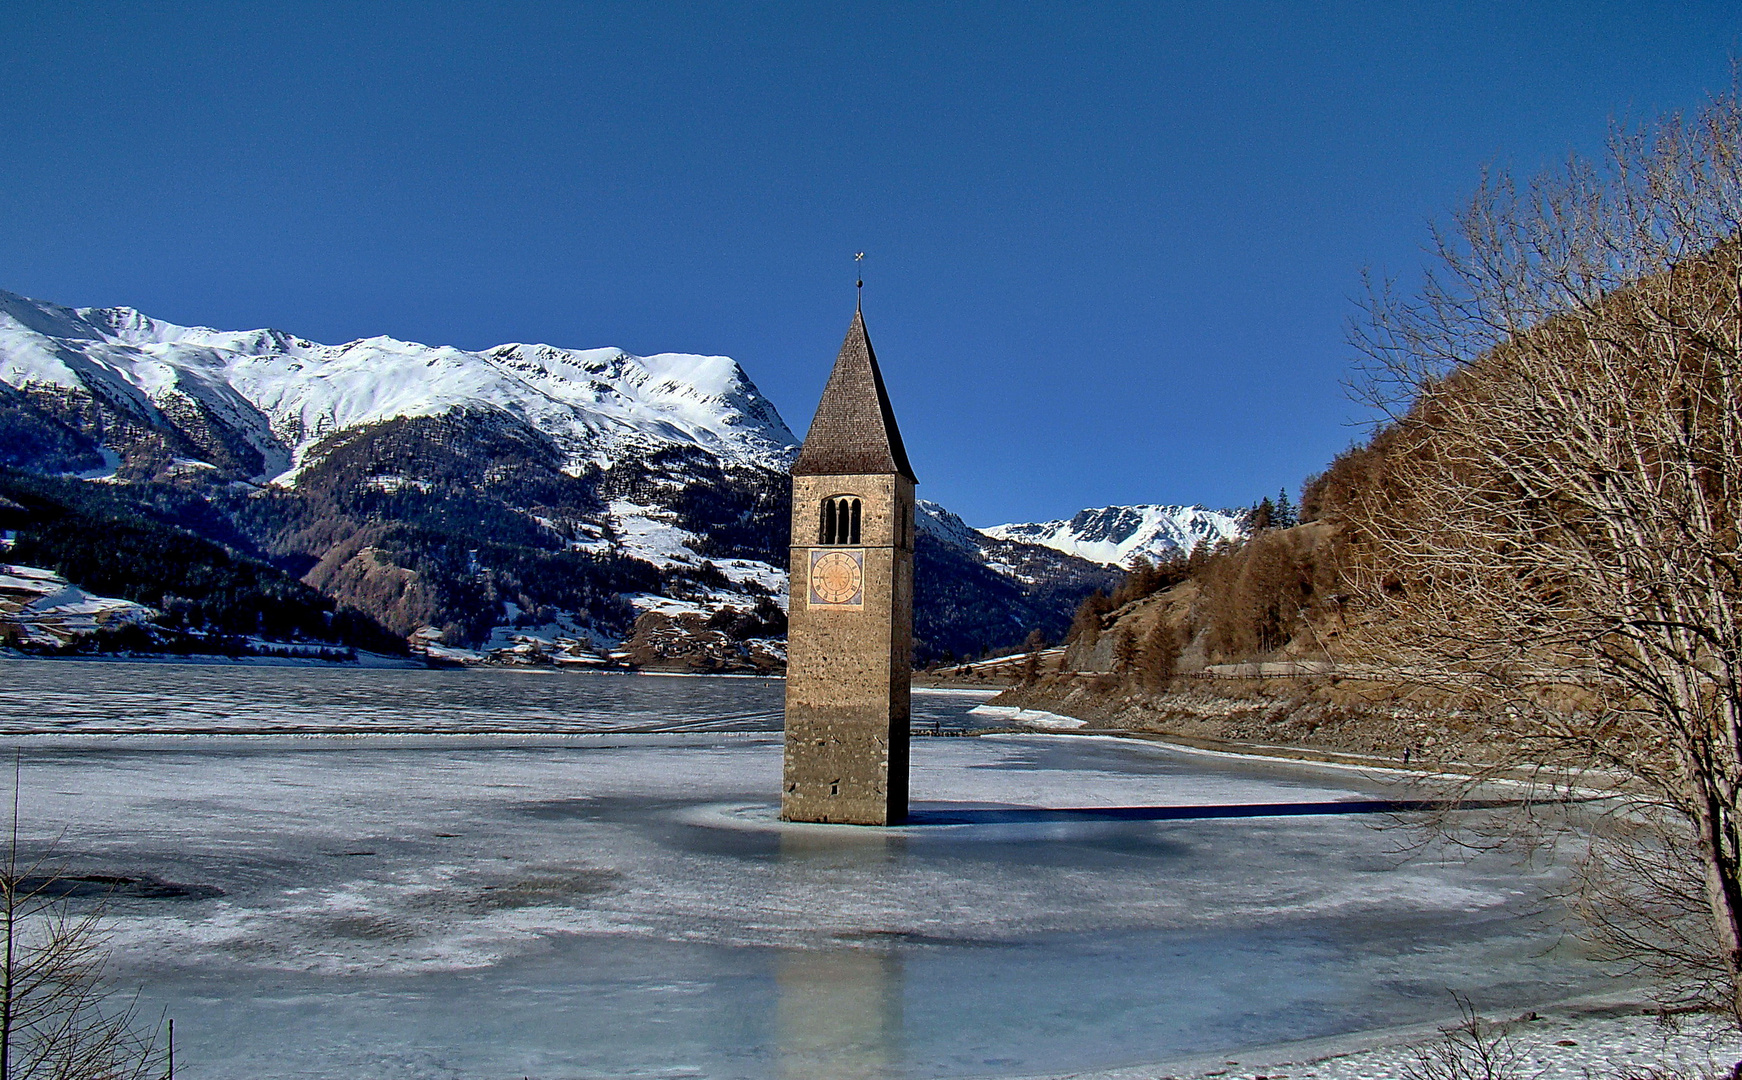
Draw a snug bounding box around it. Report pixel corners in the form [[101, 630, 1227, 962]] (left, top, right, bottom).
[[1018, 629, 1047, 686], [0, 761, 162, 1080], [1400, 996, 1529, 1080], [1135, 619, 1180, 693], [1342, 85, 1742, 1010]]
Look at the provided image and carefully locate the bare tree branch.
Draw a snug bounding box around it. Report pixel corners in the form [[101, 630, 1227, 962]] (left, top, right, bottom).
[[1341, 86, 1742, 1012]]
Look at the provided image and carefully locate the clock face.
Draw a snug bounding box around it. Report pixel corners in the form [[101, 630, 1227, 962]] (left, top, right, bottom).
[[809, 549, 864, 607]]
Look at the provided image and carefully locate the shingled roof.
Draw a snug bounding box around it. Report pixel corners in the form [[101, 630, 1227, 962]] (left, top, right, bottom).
[[791, 308, 917, 482]]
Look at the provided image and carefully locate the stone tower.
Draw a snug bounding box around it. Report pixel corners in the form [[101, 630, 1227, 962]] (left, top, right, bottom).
[[782, 305, 916, 826]]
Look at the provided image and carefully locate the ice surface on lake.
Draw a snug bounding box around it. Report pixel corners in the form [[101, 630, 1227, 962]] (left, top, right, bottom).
[[0, 660, 1618, 1079], [0, 660, 796, 734]]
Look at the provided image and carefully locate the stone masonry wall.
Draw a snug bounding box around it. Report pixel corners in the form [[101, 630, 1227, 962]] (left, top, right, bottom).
[[782, 472, 914, 825]]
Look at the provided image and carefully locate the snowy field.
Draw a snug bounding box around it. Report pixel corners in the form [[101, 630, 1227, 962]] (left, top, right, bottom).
[[0, 659, 1657, 1079]]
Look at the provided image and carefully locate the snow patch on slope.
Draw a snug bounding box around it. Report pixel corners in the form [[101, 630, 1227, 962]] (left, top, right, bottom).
[[0, 564, 156, 646], [606, 501, 787, 616], [981, 504, 1245, 568]]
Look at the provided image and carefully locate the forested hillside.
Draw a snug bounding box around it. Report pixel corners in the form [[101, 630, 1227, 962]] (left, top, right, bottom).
[[0, 469, 405, 655]]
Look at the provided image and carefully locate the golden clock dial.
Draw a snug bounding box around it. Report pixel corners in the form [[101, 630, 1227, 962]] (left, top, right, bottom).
[[810, 550, 864, 605]]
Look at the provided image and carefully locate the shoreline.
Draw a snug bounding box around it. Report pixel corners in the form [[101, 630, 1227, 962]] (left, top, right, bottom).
[[970, 703, 1426, 776], [0, 647, 424, 669], [976, 702, 1629, 793], [0, 650, 797, 677], [1008, 992, 1741, 1080]]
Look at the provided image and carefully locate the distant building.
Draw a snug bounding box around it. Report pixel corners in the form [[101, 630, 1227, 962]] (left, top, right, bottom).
[[781, 305, 917, 826]]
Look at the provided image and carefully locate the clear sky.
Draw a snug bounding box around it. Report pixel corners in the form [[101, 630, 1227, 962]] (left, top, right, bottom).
[[3, 2, 1738, 526]]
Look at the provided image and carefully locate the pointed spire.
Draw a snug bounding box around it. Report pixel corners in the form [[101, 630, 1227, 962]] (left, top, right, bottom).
[[792, 308, 916, 482]]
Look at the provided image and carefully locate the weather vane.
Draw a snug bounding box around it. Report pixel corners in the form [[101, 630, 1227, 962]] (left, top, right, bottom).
[[855, 252, 865, 307]]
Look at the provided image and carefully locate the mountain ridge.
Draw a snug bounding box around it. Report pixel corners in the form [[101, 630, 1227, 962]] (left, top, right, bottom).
[[982, 503, 1245, 568], [0, 289, 795, 484]]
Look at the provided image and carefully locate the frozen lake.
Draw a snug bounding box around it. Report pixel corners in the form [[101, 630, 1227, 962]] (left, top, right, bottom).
[[0, 659, 1615, 1079]]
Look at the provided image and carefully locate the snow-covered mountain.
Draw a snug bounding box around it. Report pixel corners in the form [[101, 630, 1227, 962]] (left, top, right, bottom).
[[0, 288, 1123, 665], [0, 289, 795, 482], [981, 504, 1245, 568]]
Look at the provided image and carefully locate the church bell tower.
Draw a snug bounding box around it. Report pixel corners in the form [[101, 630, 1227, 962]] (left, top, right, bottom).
[[782, 304, 916, 826]]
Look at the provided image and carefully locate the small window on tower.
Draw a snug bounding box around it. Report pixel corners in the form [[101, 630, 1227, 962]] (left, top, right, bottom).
[[849, 499, 862, 544]]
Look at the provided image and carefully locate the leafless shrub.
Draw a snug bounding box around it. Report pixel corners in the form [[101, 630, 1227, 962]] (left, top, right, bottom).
[[0, 762, 162, 1080], [1401, 996, 1534, 1080]]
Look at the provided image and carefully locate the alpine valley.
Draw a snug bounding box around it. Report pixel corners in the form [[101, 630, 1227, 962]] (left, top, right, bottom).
[[0, 289, 1238, 669]]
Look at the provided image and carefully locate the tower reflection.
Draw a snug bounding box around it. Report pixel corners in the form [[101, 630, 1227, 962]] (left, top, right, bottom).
[[774, 828, 906, 1079], [776, 948, 904, 1080]]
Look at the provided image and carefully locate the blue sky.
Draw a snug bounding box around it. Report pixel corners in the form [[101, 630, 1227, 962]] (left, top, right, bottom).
[[3, 2, 1738, 526]]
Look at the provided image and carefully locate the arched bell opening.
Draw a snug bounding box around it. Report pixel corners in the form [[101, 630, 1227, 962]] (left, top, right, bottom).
[[819, 496, 863, 545]]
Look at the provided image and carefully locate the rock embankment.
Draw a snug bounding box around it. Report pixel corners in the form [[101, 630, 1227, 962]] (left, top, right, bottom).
[[988, 672, 1498, 767], [983, 517, 1521, 767]]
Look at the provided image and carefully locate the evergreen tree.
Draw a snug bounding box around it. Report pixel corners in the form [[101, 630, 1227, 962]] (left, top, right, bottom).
[[1274, 488, 1298, 528], [1247, 497, 1275, 531]]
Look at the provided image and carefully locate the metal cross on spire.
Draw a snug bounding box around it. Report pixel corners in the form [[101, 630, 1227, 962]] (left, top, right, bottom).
[[854, 252, 865, 309]]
